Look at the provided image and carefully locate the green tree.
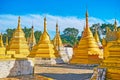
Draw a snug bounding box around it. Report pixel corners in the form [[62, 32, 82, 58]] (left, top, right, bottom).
[[90, 23, 100, 33], [22, 27, 31, 38], [2, 27, 42, 45], [2, 33, 7, 45], [34, 31, 42, 43], [90, 23, 120, 35], [100, 23, 114, 35], [61, 27, 79, 46], [6, 28, 15, 42]]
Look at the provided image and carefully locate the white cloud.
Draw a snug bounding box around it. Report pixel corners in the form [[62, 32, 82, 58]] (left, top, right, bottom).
[[105, 19, 120, 26], [0, 14, 119, 39], [89, 17, 105, 25]]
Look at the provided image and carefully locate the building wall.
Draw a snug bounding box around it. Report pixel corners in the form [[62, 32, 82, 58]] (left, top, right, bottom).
[[64, 47, 73, 60]]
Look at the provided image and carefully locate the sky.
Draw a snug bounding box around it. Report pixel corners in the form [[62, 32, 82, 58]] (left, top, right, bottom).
[[0, 0, 120, 38]]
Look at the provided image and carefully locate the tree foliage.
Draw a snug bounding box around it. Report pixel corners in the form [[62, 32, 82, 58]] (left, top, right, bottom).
[[90, 23, 120, 42], [22, 27, 31, 38], [6, 28, 15, 42], [2, 27, 42, 44], [61, 27, 79, 46], [90, 23, 120, 35], [34, 31, 42, 43], [2, 23, 120, 46]]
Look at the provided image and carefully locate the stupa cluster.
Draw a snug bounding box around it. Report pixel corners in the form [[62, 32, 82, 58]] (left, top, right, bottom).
[[0, 10, 120, 79]]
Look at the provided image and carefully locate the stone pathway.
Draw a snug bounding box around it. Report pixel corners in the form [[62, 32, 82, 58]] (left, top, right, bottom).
[[0, 75, 53, 80], [35, 64, 95, 80], [1, 64, 96, 80]]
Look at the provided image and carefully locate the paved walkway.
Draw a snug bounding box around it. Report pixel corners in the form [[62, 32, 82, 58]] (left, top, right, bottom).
[[35, 64, 95, 80], [1, 64, 96, 80]]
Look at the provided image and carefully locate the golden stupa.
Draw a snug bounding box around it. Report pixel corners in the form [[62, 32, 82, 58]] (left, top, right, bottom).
[[53, 22, 63, 57], [5, 36, 9, 50], [94, 27, 102, 47], [29, 17, 57, 59], [0, 34, 13, 58], [70, 11, 103, 64], [7, 17, 30, 58], [99, 19, 120, 79], [53, 22, 70, 63], [53, 22, 63, 49], [28, 25, 36, 50], [0, 34, 6, 56]]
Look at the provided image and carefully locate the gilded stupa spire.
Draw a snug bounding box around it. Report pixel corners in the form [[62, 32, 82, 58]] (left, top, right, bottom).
[[17, 16, 22, 30], [56, 22, 59, 34], [28, 25, 36, 50], [31, 25, 36, 44], [6, 36, 8, 47], [94, 27, 100, 43], [52, 22, 63, 58], [82, 10, 92, 38], [44, 17, 47, 32], [86, 10, 89, 29], [53, 22, 63, 47], [39, 17, 51, 44], [0, 33, 4, 47], [114, 19, 117, 31]]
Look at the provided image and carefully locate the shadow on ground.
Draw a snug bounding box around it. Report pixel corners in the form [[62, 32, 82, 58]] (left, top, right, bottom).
[[36, 64, 98, 70], [39, 73, 92, 80]]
